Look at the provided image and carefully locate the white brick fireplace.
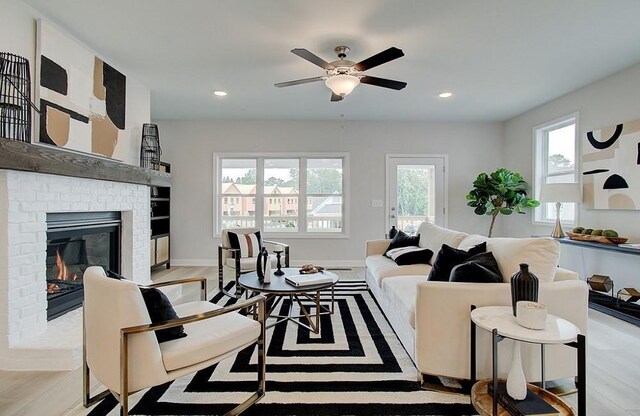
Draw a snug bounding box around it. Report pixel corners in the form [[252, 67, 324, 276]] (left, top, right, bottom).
[[0, 170, 151, 370]]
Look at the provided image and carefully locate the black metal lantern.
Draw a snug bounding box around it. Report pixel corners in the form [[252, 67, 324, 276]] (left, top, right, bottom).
[[0, 52, 39, 142], [140, 123, 162, 170]]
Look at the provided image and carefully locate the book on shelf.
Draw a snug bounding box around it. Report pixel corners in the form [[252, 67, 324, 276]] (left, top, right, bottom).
[[488, 382, 559, 416], [285, 273, 333, 287]]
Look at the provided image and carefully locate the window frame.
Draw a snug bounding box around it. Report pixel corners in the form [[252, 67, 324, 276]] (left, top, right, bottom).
[[214, 152, 350, 238], [532, 112, 579, 226]]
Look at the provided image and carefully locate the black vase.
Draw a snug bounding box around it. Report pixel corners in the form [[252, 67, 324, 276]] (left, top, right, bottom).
[[510, 263, 539, 316], [388, 226, 398, 239]]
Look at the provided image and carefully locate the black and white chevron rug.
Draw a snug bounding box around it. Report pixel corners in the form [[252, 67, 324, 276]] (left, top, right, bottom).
[[88, 281, 475, 415]]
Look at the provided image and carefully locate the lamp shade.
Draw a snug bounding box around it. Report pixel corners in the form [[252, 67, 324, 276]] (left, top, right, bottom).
[[539, 183, 582, 203], [325, 74, 360, 96]]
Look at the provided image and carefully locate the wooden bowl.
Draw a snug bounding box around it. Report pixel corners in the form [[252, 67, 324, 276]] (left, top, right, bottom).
[[566, 232, 628, 245]]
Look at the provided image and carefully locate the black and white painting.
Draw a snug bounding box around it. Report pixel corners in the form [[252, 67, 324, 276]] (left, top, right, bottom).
[[582, 118, 640, 210]]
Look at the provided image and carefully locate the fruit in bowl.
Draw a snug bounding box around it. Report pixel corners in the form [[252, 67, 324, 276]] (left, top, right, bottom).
[[603, 229, 618, 237]]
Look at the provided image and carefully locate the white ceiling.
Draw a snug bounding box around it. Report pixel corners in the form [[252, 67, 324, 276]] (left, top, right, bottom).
[[23, 0, 640, 122]]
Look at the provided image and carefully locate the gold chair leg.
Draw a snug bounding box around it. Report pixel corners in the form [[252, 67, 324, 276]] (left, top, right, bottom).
[[120, 332, 129, 416], [83, 302, 113, 408]]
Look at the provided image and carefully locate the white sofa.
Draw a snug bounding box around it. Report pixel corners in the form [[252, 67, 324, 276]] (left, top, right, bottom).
[[365, 222, 588, 383]]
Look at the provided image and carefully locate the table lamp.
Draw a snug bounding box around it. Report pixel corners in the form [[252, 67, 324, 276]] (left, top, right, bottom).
[[539, 183, 582, 238]]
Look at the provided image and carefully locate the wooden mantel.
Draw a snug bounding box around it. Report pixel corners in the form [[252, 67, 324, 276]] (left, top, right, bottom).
[[0, 137, 170, 187]]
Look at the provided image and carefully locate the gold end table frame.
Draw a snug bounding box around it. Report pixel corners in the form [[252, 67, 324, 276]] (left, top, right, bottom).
[[238, 268, 338, 334]]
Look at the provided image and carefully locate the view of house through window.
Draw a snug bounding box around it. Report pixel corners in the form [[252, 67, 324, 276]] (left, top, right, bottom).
[[218, 156, 345, 234], [534, 115, 578, 223]]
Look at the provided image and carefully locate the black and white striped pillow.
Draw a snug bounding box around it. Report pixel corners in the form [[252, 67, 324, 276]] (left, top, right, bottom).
[[228, 231, 262, 258], [386, 246, 433, 266]]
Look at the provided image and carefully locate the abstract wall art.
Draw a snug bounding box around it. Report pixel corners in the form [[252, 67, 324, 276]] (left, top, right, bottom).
[[582, 118, 640, 210], [36, 20, 132, 162]]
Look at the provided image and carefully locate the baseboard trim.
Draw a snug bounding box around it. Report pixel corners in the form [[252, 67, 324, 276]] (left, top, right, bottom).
[[170, 259, 365, 268]]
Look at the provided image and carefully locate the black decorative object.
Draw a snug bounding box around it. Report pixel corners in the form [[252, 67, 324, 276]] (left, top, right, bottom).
[[388, 226, 398, 239], [510, 263, 539, 316], [0, 52, 40, 142], [140, 123, 162, 170], [273, 250, 285, 276], [255, 247, 269, 283]]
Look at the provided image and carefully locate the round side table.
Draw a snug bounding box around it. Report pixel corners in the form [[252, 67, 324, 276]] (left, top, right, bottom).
[[470, 306, 585, 416]]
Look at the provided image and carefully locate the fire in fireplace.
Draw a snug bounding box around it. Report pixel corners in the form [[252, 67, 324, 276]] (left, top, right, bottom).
[[46, 212, 121, 320]]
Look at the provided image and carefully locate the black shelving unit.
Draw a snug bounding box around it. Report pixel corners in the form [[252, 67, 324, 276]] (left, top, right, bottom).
[[150, 162, 170, 269]]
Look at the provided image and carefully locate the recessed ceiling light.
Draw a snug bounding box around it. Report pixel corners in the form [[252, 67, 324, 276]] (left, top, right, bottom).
[[438, 92, 454, 98], [213, 90, 227, 97]]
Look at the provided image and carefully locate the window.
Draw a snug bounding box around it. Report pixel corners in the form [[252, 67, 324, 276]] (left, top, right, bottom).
[[216, 154, 348, 236], [534, 114, 578, 224]]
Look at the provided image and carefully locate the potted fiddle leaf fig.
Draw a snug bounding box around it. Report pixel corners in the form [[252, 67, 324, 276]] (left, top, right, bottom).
[[465, 168, 539, 237]]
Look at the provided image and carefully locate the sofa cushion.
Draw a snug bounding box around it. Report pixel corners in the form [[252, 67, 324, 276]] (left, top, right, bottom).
[[382, 275, 426, 329], [366, 255, 431, 287], [386, 246, 434, 266], [385, 230, 420, 256], [160, 301, 261, 371], [417, 222, 468, 261], [427, 242, 487, 282], [449, 251, 503, 283], [459, 235, 560, 283]]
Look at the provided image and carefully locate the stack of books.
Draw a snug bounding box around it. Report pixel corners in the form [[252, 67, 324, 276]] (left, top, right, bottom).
[[285, 273, 333, 287], [488, 382, 559, 416]]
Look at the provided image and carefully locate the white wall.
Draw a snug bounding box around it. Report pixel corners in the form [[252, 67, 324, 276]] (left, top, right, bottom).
[[157, 119, 504, 265], [503, 62, 640, 287], [0, 0, 151, 166]]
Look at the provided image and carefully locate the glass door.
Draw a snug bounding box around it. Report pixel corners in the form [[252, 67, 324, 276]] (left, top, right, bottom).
[[386, 155, 446, 234]]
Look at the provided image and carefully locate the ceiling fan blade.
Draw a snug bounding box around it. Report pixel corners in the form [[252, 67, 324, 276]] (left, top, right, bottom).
[[353, 47, 405, 72], [274, 76, 325, 88], [330, 92, 343, 102], [291, 48, 335, 70], [360, 76, 407, 90]]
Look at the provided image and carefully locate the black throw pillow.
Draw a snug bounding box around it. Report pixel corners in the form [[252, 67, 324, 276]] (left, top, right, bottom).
[[105, 269, 125, 280], [385, 230, 421, 257], [386, 246, 434, 266], [427, 242, 487, 282], [449, 251, 503, 283], [139, 287, 188, 343]]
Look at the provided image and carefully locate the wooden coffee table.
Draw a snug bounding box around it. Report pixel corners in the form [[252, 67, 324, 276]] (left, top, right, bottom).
[[238, 268, 338, 333]]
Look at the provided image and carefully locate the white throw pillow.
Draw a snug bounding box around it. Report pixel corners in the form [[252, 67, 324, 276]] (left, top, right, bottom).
[[417, 222, 468, 260], [459, 234, 560, 283]]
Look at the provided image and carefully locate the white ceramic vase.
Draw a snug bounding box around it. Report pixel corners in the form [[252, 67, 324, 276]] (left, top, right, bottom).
[[263, 262, 271, 284], [506, 341, 527, 400]]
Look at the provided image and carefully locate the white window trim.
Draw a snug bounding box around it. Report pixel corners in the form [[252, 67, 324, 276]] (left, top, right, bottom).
[[213, 152, 350, 239], [532, 112, 580, 226]]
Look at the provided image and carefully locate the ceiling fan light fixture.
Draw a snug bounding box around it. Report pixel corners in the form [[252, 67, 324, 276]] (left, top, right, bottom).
[[325, 74, 360, 96]]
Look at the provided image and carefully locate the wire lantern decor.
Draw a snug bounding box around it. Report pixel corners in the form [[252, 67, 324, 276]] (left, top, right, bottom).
[[0, 52, 40, 142], [140, 123, 162, 170]]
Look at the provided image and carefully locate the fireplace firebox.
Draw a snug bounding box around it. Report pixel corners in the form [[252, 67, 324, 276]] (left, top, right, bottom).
[[46, 212, 121, 320]]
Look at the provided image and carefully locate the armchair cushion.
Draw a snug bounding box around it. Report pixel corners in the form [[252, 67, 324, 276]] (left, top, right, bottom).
[[225, 255, 279, 271], [427, 242, 487, 282], [449, 251, 503, 283], [140, 287, 187, 343], [228, 230, 262, 258], [160, 301, 261, 371]]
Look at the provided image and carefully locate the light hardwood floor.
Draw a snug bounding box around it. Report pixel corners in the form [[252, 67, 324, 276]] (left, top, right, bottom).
[[0, 266, 638, 415]]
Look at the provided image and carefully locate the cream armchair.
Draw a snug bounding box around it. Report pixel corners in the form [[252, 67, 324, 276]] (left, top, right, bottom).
[[218, 227, 290, 297], [83, 266, 266, 416]]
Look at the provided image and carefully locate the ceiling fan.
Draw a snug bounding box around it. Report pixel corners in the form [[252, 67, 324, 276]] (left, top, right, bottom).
[[274, 46, 407, 102]]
